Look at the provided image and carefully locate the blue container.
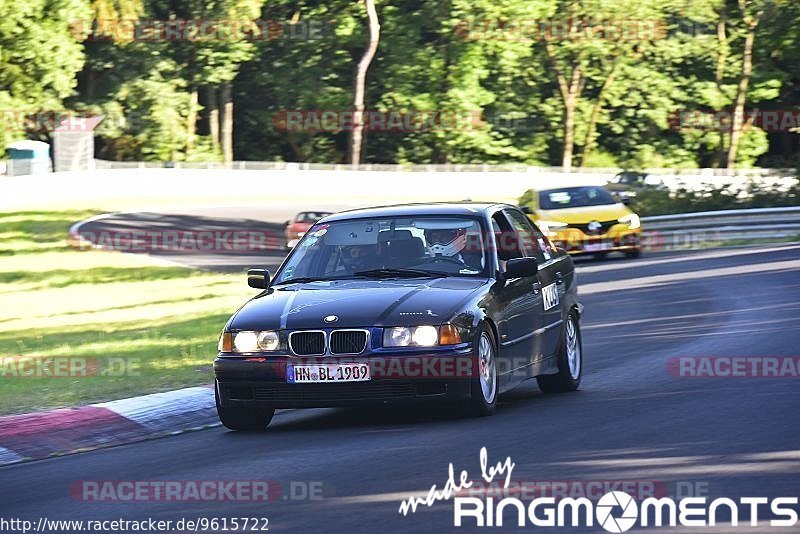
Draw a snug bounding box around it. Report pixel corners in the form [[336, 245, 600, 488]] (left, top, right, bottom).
[[5, 140, 51, 176]]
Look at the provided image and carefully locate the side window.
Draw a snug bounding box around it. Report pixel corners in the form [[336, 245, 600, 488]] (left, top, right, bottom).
[[503, 209, 551, 263], [491, 212, 526, 261]]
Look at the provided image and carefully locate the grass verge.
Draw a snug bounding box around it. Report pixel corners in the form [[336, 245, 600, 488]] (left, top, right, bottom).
[[0, 210, 254, 415]]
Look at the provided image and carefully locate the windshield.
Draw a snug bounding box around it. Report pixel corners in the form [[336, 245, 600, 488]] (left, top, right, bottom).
[[273, 216, 489, 283], [539, 186, 618, 209]]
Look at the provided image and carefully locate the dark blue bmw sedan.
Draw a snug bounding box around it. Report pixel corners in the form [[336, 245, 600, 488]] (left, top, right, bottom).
[[214, 203, 583, 430]]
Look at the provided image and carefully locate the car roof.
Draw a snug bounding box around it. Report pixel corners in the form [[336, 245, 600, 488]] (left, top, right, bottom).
[[320, 202, 514, 222], [532, 183, 609, 191]]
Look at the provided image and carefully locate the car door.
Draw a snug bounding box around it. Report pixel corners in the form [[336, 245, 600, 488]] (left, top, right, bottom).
[[504, 208, 566, 359], [490, 210, 542, 386]]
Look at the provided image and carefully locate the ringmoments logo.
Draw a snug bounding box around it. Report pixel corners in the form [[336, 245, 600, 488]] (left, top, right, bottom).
[[398, 448, 800, 531], [596, 491, 638, 532]]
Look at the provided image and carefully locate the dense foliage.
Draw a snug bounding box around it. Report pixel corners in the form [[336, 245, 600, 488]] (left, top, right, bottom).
[[2, 0, 799, 168]]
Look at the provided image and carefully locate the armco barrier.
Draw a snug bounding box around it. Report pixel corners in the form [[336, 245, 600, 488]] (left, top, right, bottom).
[[641, 207, 800, 250]]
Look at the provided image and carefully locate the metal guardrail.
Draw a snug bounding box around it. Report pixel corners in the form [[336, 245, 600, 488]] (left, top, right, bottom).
[[90, 159, 797, 177], [641, 207, 800, 249]]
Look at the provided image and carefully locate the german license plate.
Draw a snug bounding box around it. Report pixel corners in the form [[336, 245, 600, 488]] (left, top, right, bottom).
[[287, 363, 371, 383], [583, 241, 610, 252]]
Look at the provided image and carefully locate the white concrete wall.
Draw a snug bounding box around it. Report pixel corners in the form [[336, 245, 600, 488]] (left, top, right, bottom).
[[1, 167, 795, 213]]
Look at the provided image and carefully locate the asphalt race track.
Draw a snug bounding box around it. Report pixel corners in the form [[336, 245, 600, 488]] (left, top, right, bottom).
[[74, 207, 293, 271], [7, 208, 800, 533]]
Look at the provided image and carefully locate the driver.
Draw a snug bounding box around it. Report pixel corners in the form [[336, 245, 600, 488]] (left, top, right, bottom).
[[424, 228, 484, 271], [340, 244, 376, 272]]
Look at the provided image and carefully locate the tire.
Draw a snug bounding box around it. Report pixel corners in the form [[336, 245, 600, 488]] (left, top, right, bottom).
[[625, 248, 641, 259], [537, 311, 582, 393], [467, 325, 498, 416], [215, 384, 275, 431]]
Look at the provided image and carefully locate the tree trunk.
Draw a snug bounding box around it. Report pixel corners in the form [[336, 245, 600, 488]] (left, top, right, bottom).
[[187, 88, 198, 156], [562, 66, 583, 172], [715, 16, 729, 167], [85, 68, 96, 100], [207, 86, 220, 155], [727, 14, 759, 169], [221, 82, 233, 164], [581, 60, 620, 166], [545, 42, 583, 173], [350, 0, 380, 167], [563, 95, 576, 172]]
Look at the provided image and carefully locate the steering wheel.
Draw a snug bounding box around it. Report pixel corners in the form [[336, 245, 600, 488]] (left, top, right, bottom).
[[423, 256, 466, 267]]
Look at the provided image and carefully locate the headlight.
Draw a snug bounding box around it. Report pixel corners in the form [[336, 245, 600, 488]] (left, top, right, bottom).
[[384, 326, 438, 347], [233, 331, 259, 352], [230, 330, 280, 353], [383, 325, 462, 347], [412, 325, 439, 346], [618, 213, 641, 229], [257, 331, 280, 351], [536, 220, 568, 236]]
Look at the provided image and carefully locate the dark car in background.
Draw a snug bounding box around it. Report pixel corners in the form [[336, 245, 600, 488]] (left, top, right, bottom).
[[214, 203, 584, 430], [284, 211, 333, 250], [607, 171, 668, 200]]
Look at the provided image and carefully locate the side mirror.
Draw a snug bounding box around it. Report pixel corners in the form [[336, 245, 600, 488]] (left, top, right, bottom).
[[284, 220, 291, 226], [505, 257, 538, 278], [620, 197, 632, 206], [518, 206, 533, 214], [247, 268, 270, 289]]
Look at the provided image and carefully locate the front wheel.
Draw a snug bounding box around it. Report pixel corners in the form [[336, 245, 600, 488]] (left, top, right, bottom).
[[467, 326, 498, 416], [216, 385, 275, 431], [537, 311, 582, 393]]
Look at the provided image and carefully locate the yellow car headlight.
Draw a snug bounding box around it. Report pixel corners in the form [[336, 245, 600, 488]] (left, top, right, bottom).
[[618, 213, 641, 230]]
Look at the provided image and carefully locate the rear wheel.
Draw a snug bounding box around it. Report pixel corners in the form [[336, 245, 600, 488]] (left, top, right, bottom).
[[215, 384, 275, 431], [537, 312, 582, 393], [467, 326, 498, 416]]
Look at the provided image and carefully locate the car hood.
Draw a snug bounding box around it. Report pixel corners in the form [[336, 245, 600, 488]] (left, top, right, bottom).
[[228, 277, 489, 331], [536, 203, 631, 224]]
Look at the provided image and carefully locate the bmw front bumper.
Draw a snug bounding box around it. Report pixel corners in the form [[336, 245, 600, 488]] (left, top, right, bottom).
[[214, 348, 475, 409]]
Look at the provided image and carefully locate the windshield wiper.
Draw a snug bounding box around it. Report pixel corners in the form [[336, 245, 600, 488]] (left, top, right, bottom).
[[352, 268, 450, 279], [273, 276, 345, 285]]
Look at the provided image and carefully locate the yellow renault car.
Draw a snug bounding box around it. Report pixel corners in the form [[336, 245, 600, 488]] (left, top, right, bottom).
[[524, 185, 642, 258]]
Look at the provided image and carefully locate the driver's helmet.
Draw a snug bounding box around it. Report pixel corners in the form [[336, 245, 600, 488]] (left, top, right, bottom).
[[340, 244, 374, 271], [425, 228, 467, 257]]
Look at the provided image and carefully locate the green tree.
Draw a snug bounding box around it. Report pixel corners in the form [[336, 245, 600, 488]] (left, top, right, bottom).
[[0, 0, 90, 147]]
